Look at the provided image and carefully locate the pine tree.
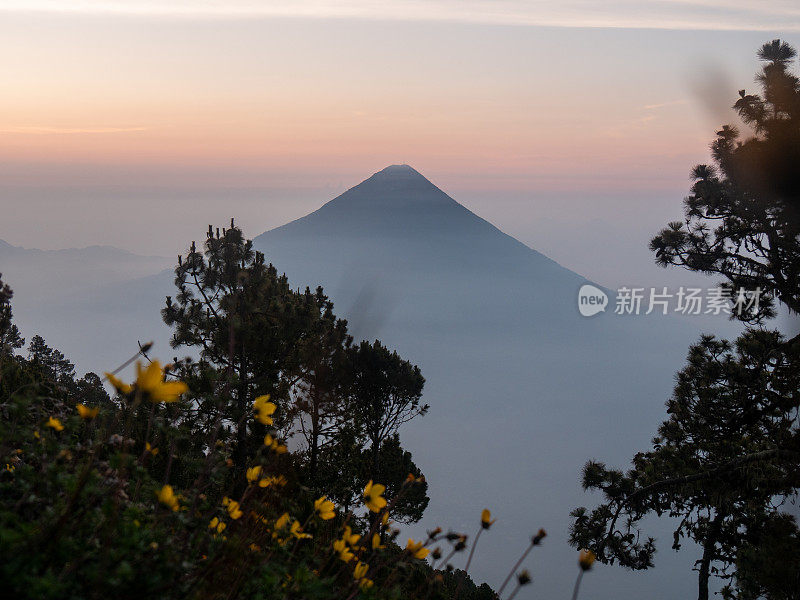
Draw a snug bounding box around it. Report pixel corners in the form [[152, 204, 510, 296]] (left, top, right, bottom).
[[0, 273, 24, 356], [348, 339, 427, 480], [162, 222, 430, 516], [571, 41, 800, 600], [650, 40, 800, 324], [290, 286, 353, 480], [162, 221, 317, 475], [27, 335, 76, 383]]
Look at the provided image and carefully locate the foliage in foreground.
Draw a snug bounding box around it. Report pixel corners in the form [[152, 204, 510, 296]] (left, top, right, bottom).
[[0, 321, 494, 599]]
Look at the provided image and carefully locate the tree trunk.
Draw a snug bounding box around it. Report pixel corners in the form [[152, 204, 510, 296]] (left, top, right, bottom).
[[233, 352, 248, 479], [698, 512, 724, 600], [309, 390, 319, 479]]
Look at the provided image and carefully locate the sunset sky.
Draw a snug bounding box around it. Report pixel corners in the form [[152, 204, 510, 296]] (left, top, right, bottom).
[[1, 1, 799, 286]]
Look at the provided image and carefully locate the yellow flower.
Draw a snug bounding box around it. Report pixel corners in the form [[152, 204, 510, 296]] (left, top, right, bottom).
[[314, 495, 336, 520], [105, 372, 132, 395], [405, 472, 425, 484], [406, 539, 429, 560], [223, 497, 243, 520], [342, 526, 361, 546], [135, 360, 188, 403], [290, 519, 311, 539], [333, 538, 354, 562], [145, 442, 159, 456], [371, 533, 385, 550], [579, 549, 596, 571], [45, 417, 64, 432], [359, 578, 374, 591], [275, 512, 290, 530], [381, 511, 390, 526], [481, 508, 496, 529], [353, 561, 369, 580], [249, 543, 261, 552], [5, 464, 14, 472], [156, 485, 180, 511], [263, 434, 288, 454], [246, 465, 262, 483], [363, 480, 387, 513], [253, 395, 276, 425], [259, 474, 287, 488], [208, 517, 226, 534], [76, 404, 99, 420]]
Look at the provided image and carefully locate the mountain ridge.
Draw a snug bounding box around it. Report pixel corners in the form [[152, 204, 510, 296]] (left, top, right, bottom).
[[0, 239, 168, 260]]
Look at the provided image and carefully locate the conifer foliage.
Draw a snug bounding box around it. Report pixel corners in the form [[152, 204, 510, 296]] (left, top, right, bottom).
[[571, 40, 800, 600], [161, 220, 429, 514]]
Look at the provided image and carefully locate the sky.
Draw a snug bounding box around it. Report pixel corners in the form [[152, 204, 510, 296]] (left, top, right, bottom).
[[0, 1, 799, 288]]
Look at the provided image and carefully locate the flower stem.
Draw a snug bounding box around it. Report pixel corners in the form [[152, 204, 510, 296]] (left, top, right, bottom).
[[464, 526, 483, 573], [497, 541, 533, 596], [506, 582, 523, 600], [571, 569, 585, 600]]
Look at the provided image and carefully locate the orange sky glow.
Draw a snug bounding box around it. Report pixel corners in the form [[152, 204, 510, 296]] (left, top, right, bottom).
[[1, 2, 798, 263]]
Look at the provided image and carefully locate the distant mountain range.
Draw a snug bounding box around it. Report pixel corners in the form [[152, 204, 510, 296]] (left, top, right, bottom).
[[0, 165, 742, 599], [0, 240, 171, 293]]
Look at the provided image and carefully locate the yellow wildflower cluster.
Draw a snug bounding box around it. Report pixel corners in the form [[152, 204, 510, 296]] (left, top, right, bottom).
[[105, 360, 188, 403], [331, 525, 359, 562], [262, 474, 287, 487], [222, 497, 243, 520], [208, 517, 226, 535], [245, 466, 287, 488], [263, 434, 287, 454], [290, 519, 311, 539], [405, 539, 429, 560], [341, 526, 359, 547], [253, 395, 276, 425], [353, 561, 373, 590], [245, 465, 263, 483], [45, 416, 64, 432], [156, 485, 180, 511], [76, 404, 99, 420]]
